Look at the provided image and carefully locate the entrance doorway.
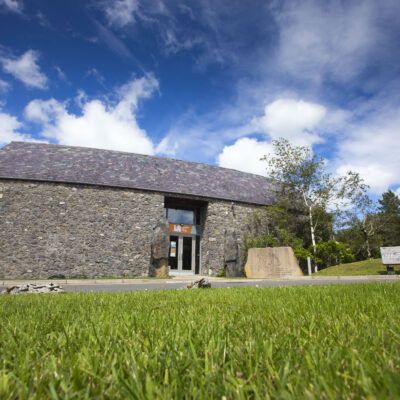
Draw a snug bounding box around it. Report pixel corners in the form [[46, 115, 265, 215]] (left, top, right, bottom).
[[169, 236, 198, 275]]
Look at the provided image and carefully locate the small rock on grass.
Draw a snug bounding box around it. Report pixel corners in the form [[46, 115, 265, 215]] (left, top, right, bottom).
[[187, 278, 211, 289], [3, 283, 64, 295]]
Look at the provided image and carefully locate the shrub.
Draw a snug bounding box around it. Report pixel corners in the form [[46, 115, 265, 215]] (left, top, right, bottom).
[[241, 229, 304, 263], [312, 240, 355, 269], [293, 247, 313, 270]]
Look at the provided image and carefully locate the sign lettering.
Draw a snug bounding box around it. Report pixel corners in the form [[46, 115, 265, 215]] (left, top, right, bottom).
[[169, 224, 196, 235]]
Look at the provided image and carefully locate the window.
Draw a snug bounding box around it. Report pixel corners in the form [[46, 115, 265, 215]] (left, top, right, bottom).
[[165, 208, 195, 225]]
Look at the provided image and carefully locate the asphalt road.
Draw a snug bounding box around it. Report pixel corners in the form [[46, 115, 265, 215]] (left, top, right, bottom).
[[2, 277, 399, 294], [60, 278, 398, 292]]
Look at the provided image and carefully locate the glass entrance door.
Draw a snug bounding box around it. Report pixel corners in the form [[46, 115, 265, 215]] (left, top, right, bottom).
[[182, 237, 192, 271], [169, 236, 196, 274]]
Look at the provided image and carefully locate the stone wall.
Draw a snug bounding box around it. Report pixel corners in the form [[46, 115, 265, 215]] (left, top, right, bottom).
[[0, 179, 259, 278], [200, 201, 258, 275], [0, 180, 164, 278]]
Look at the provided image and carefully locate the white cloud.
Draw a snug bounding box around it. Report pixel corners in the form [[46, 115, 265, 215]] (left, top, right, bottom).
[[274, 0, 386, 83], [159, 29, 202, 55], [54, 66, 67, 82], [24, 75, 158, 154], [155, 105, 236, 163], [86, 68, 105, 86], [155, 97, 329, 166], [105, 0, 139, 27], [0, 50, 48, 89], [0, 110, 35, 146], [337, 163, 396, 195], [0, 79, 10, 93], [217, 137, 273, 176], [93, 19, 136, 60], [335, 106, 400, 194], [395, 188, 400, 197], [156, 125, 220, 162], [0, 0, 22, 14], [24, 98, 65, 125], [99, 1, 228, 64], [156, 136, 178, 156], [253, 98, 326, 146], [36, 11, 51, 28]]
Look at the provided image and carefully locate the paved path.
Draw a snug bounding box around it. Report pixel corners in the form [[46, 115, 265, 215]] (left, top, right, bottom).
[[1, 275, 399, 293]]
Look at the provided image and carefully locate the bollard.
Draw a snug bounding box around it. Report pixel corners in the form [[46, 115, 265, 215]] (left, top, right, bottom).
[[307, 256, 312, 276]]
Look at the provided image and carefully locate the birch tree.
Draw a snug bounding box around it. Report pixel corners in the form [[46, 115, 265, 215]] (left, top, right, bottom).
[[262, 138, 353, 271]]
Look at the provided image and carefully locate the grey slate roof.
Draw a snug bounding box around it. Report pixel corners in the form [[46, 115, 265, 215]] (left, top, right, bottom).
[[0, 142, 276, 205]]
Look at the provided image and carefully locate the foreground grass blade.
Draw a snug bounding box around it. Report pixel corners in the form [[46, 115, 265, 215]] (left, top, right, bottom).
[[1, 283, 399, 399]]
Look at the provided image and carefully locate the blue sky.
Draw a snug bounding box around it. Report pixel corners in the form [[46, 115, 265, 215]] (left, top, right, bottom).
[[0, 0, 399, 196]]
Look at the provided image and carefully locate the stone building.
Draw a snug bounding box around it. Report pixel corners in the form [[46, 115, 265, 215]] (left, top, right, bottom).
[[0, 142, 276, 279]]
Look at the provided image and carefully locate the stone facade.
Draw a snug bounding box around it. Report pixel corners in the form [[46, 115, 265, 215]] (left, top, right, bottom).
[[0, 179, 258, 279], [200, 201, 257, 276], [0, 180, 164, 278]]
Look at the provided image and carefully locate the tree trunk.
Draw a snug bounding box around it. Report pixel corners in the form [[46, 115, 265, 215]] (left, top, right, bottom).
[[309, 205, 318, 272], [362, 217, 372, 259]]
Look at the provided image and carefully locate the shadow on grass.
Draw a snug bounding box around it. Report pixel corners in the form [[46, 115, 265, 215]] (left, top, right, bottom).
[[377, 271, 400, 275]]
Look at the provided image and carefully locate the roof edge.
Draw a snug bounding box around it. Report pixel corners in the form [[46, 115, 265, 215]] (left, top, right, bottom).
[[0, 176, 270, 207]]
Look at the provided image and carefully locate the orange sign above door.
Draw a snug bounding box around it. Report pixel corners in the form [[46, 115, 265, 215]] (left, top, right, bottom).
[[169, 224, 196, 235]]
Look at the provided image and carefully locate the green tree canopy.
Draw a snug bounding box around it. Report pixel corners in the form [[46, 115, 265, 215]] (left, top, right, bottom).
[[376, 190, 400, 247], [262, 138, 357, 271], [378, 190, 400, 215]]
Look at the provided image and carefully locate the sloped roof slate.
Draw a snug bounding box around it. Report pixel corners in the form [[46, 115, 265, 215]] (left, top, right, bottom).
[[0, 142, 276, 205]]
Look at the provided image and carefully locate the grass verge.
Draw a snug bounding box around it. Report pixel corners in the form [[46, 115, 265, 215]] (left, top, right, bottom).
[[1, 284, 400, 399], [314, 258, 400, 276]]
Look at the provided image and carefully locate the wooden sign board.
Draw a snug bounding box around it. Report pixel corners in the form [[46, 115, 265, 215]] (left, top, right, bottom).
[[380, 247, 400, 265]]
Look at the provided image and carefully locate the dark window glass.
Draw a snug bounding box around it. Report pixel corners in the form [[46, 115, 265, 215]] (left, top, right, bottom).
[[169, 236, 178, 270], [182, 237, 192, 270], [166, 208, 194, 225], [195, 235, 200, 274]]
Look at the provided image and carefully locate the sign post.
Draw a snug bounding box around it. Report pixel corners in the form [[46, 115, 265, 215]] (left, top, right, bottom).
[[380, 247, 400, 275], [307, 256, 312, 276]]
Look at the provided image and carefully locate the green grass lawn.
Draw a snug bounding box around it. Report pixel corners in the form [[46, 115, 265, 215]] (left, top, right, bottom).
[[314, 258, 400, 276], [1, 284, 400, 399]]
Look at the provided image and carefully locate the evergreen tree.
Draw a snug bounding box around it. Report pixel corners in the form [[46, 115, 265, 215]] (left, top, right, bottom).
[[378, 190, 400, 215], [377, 190, 400, 246]]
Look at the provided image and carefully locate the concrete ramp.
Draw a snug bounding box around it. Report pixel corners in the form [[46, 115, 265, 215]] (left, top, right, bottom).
[[245, 247, 303, 278]]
